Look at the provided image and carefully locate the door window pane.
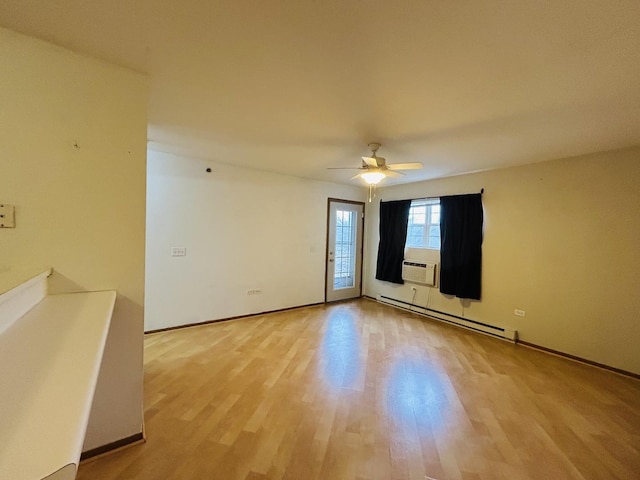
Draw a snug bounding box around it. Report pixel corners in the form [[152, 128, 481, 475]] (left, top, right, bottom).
[[334, 209, 357, 289]]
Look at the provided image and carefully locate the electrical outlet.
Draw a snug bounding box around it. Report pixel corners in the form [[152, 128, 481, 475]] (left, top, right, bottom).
[[170, 246, 186, 257], [514, 309, 525, 317], [247, 289, 263, 295]]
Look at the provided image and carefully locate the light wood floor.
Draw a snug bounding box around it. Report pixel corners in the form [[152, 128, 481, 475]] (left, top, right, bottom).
[[78, 299, 640, 480]]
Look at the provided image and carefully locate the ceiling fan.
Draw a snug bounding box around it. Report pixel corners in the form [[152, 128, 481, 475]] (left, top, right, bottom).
[[329, 142, 423, 185]]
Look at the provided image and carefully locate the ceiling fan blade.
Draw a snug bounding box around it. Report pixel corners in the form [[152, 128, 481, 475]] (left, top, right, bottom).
[[327, 167, 364, 170], [384, 170, 405, 178], [351, 172, 364, 180], [362, 156, 379, 167], [386, 162, 423, 170]]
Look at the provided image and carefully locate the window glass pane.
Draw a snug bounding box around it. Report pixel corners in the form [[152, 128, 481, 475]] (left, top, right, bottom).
[[406, 224, 424, 247], [430, 205, 440, 224], [410, 206, 426, 224], [429, 225, 440, 249], [428, 236, 441, 249]]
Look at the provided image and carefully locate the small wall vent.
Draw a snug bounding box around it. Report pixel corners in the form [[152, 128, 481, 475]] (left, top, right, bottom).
[[402, 260, 436, 286]]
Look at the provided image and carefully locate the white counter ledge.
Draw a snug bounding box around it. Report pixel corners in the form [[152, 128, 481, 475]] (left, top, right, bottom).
[[0, 288, 116, 480]]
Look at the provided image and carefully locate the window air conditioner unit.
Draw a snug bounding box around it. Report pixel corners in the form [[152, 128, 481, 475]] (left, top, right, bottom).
[[402, 260, 436, 286]]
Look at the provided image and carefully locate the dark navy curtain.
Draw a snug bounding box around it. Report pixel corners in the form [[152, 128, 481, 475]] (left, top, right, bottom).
[[439, 193, 483, 300], [376, 199, 411, 284]]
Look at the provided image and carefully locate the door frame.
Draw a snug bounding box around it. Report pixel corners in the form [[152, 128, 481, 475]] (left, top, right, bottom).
[[324, 198, 366, 303]]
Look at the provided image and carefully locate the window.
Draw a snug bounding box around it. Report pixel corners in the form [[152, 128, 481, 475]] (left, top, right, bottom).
[[406, 198, 440, 249]]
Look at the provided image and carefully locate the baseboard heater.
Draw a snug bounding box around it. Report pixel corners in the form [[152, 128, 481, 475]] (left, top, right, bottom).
[[376, 294, 517, 342]]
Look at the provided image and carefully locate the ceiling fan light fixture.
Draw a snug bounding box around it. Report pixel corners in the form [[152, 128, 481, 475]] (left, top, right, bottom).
[[360, 171, 385, 185]]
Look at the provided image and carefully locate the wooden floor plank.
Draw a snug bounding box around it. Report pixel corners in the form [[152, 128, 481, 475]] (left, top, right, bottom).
[[78, 299, 640, 479]]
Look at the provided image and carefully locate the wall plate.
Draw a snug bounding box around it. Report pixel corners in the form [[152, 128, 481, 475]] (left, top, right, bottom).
[[0, 204, 15, 228]]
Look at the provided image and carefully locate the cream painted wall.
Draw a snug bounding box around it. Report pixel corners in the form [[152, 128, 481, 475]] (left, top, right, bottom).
[[145, 150, 366, 331], [365, 147, 640, 374], [0, 28, 148, 449]]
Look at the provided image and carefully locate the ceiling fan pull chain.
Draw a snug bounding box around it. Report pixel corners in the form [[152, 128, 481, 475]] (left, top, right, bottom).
[[368, 183, 378, 202]]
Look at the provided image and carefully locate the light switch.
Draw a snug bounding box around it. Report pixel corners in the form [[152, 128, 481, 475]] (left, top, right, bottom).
[[0, 204, 15, 228]]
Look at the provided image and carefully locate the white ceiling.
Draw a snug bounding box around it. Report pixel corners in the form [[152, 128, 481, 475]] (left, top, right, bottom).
[[3, 0, 640, 186]]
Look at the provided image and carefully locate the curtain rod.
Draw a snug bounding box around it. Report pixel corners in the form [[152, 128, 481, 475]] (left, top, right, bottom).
[[403, 188, 484, 202]]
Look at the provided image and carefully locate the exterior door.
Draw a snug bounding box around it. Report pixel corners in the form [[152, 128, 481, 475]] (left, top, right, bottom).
[[325, 199, 364, 302]]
